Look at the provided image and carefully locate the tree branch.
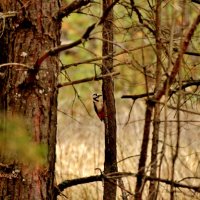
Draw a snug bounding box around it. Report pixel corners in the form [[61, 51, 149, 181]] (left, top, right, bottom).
[[130, 2, 155, 35], [54, 171, 200, 196], [0, 63, 31, 69], [192, 0, 200, 4], [173, 47, 200, 57], [55, 175, 102, 195], [34, 0, 120, 70], [57, 0, 92, 20], [121, 92, 154, 100], [155, 13, 200, 100], [61, 43, 153, 71], [135, 15, 200, 155], [57, 71, 120, 88], [121, 80, 200, 100], [0, 11, 17, 18]]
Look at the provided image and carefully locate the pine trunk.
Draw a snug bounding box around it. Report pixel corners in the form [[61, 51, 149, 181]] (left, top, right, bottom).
[[0, 0, 61, 199]]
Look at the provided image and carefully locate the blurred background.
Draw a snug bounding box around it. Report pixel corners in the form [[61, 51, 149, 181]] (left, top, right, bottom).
[[56, 0, 200, 199]]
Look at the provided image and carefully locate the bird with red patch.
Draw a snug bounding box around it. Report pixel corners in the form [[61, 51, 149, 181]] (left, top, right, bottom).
[[93, 93, 105, 121]]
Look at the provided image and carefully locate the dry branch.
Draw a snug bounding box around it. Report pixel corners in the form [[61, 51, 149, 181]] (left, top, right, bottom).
[[121, 79, 200, 100], [54, 175, 102, 196], [0, 11, 17, 18], [134, 13, 200, 197], [34, 0, 120, 69], [61, 43, 153, 71], [192, 0, 200, 4], [54, 172, 200, 197], [130, 2, 155, 35], [57, 0, 92, 20], [155, 13, 200, 100], [57, 72, 120, 88], [173, 47, 200, 57], [121, 92, 154, 100], [0, 63, 31, 69]]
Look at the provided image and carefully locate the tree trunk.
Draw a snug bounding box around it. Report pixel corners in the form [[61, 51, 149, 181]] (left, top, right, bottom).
[[148, 0, 162, 199], [135, 100, 154, 200], [102, 0, 118, 200], [0, 0, 61, 199]]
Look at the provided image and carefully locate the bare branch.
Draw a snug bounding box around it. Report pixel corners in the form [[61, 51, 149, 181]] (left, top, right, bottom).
[[0, 11, 17, 18], [0, 63, 31, 69], [61, 43, 153, 71], [34, 0, 120, 70], [57, 71, 120, 88], [57, 0, 92, 20], [0, 63, 31, 80], [192, 0, 200, 4], [121, 80, 200, 100], [54, 172, 200, 196], [155, 13, 200, 100], [130, 2, 155, 35], [54, 174, 102, 196], [173, 47, 200, 57], [121, 92, 154, 100]]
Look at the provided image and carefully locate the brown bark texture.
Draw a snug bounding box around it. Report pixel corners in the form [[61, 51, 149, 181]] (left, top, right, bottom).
[[148, 0, 162, 199], [0, 0, 61, 199], [102, 0, 118, 200]]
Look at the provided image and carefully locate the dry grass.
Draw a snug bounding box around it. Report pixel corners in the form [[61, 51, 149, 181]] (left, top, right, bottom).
[[56, 94, 200, 199]]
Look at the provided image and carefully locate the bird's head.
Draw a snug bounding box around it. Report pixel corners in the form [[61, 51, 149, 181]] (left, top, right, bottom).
[[93, 93, 102, 102], [93, 93, 98, 99]]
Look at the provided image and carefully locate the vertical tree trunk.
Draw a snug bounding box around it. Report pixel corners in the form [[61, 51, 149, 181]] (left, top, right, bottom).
[[102, 0, 117, 200], [0, 0, 61, 199], [148, 0, 162, 199], [135, 100, 154, 200]]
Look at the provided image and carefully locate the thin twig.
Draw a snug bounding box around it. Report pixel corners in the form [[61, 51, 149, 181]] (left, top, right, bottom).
[[124, 100, 135, 126], [61, 43, 154, 71], [0, 63, 31, 69]]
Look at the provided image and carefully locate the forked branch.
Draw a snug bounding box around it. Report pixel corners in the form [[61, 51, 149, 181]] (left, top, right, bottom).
[[34, 0, 120, 70]]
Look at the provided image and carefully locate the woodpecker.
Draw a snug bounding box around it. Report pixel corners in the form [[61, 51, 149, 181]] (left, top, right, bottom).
[[93, 93, 105, 121]]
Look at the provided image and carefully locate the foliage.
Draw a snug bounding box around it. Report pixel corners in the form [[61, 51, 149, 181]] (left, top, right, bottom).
[[0, 115, 47, 167]]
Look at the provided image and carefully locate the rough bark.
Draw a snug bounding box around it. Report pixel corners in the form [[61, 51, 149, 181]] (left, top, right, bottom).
[[0, 0, 61, 199], [102, 0, 118, 200], [148, 0, 162, 199]]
